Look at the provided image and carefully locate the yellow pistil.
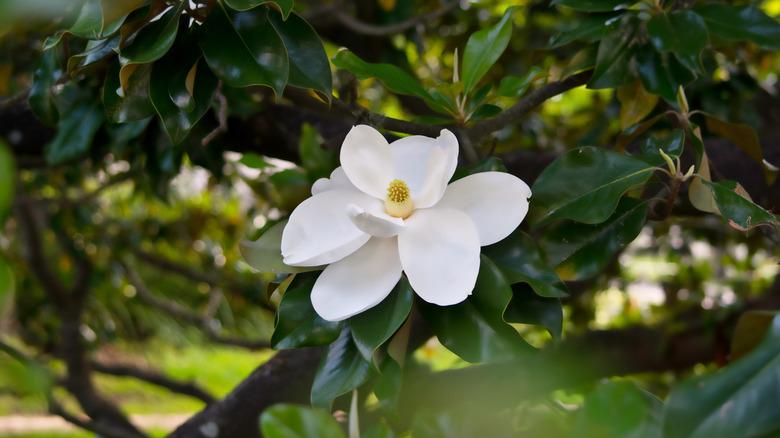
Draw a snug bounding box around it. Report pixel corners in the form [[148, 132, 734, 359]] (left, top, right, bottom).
[[385, 179, 413, 218]]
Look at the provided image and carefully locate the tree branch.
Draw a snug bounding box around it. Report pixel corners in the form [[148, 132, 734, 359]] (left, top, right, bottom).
[[91, 361, 216, 404], [333, 1, 459, 37]]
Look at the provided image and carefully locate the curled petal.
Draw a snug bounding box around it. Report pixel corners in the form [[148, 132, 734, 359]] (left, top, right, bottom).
[[311, 167, 354, 195], [390, 129, 459, 208], [398, 208, 480, 306], [347, 204, 406, 238], [437, 171, 532, 246], [281, 189, 374, 266], [340, 125, 394, 199], [311, 237, 403, 321]]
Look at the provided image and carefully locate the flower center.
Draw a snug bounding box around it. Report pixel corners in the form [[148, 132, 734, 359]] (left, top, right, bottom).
[[385, 179, 413, 218]]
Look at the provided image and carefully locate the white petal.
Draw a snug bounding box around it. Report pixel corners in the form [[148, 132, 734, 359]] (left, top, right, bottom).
[[281, 189, 374, 266], [311, 237, 403, 321], [311, 167, 354, 195], [398, 208, 480, 306], [390, 129, 459, 208], [340, 125, 394, 199], [436, 171, 532, 246], [347, 204, 405, 237]]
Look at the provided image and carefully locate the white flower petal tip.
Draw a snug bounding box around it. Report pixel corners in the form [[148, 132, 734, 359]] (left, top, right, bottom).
[[437, 171, 532, 246], [340, 125, 394, 199], [281, 190, 375, 266], [311, 237, 403, 321], [311, 167, 353, 195], [398, 208, 480, 306], [347, 204, 405, 238]]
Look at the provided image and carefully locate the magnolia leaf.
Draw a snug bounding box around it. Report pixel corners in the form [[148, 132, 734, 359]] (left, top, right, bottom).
[[703, 114, 777, 184], [239, 220, 318, 274], [224, 0, 294, 19], [45, 99, 104, 165], [574, 381, 662, 438], [731, 311, 778, 361], [647, 10, 708, 73], [461, 7, 515, 95], [589, 24, 635, 89], [505, 284, 563, 340], [102, 61, 155, 123], [271, 272, 341, 349], [531, 147, 655, 225], [28, 38, 62, 126], [617, 80, 658, 130], [702, 180, 777, 231], [268, 11, 331, 100], [311, 327, 373, 408], [551, 0, 630, 12], [694, 4, 780, 50], [663, 316, 780, 438], [349, 278, 413, 363], [0, 142, 14, 223], [119, 1, 183, 73], [260, 404, 345, 438]]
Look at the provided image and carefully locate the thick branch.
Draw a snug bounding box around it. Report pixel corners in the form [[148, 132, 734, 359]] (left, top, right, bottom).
[[91, 361, 216, 404], [49, 398, 142, 438]]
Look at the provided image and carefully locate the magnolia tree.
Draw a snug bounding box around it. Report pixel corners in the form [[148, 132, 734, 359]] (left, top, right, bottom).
[[1, 0, 780, 437]]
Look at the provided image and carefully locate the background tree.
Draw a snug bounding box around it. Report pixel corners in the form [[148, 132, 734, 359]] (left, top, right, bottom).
[[1, 0, 779, 437]]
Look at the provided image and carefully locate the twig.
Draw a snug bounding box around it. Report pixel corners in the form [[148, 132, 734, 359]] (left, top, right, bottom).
[[91, 361, 217, 404], [202, 83, 229, 146], [48, 397, 143, 438], [333, 1, 459, 37]]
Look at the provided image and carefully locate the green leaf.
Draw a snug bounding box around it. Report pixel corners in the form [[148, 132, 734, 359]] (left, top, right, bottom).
[[311, 327, 373, 408], [589, 24, 636, 89], [505, 284, 563, 340], [68, 0, 103, 39], [461, 7, 514, 96], [119, 2, 183, 65], [496, 67, 541, 98], [703, 114, 776, 184], [45, 99, 104, 165], [483, 230, 567, 298], [551, 0, 630, 12], [67, 35, 120, 76], [239, 153, 270, 169], [548, 14, 615, 48], [540, 198, 649, 281], [635, 45, 694, 102], [419, 256, 533, 363], [268, 11, 331, 99], [731, 311, 778, 361], [0, 256, 15, 316], [636, 129, 685, 165], [332, 49, 431, 102], [694, 4, 780, 51], [0, 142, 14, 223], [663, 316, 780, 438], [647, 11, 708, 73], [531, 147, 654, 225], [298, 123, 336, 181], [617, 80, 659, 131], [150, 37, 217, 144], [240, 220, 318, 275], [260, 404, 345, 438], [271, 272, 341, 349], [702, 180, 778, 231], [28, 39, 62, 126], [350, 278, 413, 362], [199, 5, 288, 94], [573, 381, 662, 438], [102, 61, 155, 123], [224, 0, 294, 19]]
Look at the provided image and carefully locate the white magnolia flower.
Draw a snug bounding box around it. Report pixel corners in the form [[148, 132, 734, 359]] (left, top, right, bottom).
[[281, 125, 531, 321]]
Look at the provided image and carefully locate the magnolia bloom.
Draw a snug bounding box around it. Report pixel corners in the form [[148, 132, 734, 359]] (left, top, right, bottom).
[[281, 125, 531, 321]]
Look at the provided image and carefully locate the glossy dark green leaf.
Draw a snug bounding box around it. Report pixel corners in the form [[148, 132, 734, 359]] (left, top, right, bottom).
[[461, 7, 514, 95], [102, 61, 155, 123], [540, 198, 649, 281], [149, 36, 217, 144], [531, 147, 654, 225], [483, 230, 567, 298], [548, 14, 615, 48], [702, 180, 777, 231], [28, 39, 62, 126], [268, 11, 331, 99], [505, 284, 563, 340], [350, 278, 413, 362], [589, 24, 635, 89], [200, 5, 288, 94], [68, 35, 119, 75], [635, 45, 694, 102], [298, 123, 336, 181], [311, 327, 373, 408], [260, 404, 345, 438], [119, 2, 183, 65], [703, 114, 776, 184], [573, 381, 662, 438], [694, 4, 780, 50], [332, 49, 432, 103], [68, 0, 103, 39], [0, 142, 14, 223], [419, 256, 533, 363], [224, 0, 294, 19], [617, 80, 659, 130], [271, 273, 341, 349], [496, 67, 541, 98], [731, 311, 778, 361], [45, 99, 104, 165], [551, 0, 630, 12], [373, 358, 402, 410], [636, 129, 684, 165], [663, 316, 780, 438], [647, 11, 708, 73]]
